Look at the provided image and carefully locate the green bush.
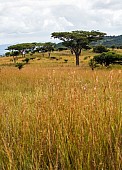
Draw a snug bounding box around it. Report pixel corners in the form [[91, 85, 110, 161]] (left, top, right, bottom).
[[15, 63, 24, 70], [84, 56, 91, 60], [93, 52, 122, 67], [22, 58, 30, 64], [5, 52, 11, 57], [89, 59, 97, 70], [93, 45, 109, 53]]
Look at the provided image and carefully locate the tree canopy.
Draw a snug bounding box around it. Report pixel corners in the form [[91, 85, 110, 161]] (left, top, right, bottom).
[[6, 42, 55, 56], [7, 43, 37, 51], [42, 42, 55, 57], [93, 45, 109, 53], [51, 30, 106, 65], [93, 52, 122, 67]]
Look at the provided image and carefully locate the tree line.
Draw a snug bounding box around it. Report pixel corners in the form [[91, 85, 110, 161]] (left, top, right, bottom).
[[5, 30, 122, 68]]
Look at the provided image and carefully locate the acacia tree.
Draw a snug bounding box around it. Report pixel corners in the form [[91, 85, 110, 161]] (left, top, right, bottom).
[[51, 30, 106, 66], [43, 42, 55, 57], [7, 43, 36, 57]]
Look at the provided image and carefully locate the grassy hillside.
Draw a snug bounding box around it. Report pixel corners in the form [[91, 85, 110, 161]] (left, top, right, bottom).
[[0, 49, 96, 68], [91, 35, 122, 47], [1, 49, 122, 68]]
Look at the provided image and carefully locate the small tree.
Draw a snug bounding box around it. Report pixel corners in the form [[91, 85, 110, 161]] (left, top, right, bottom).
[[93, 45, 108, 53], [10, 51, 19, 63], [7, 43, 37, 57], [111, 45, 116, 50], [5, 52, 11, 57], [89, 59, 96, 70], [43, 42, 55, 57], [51, 30, 106, 66], [15, 63, 24, 70]]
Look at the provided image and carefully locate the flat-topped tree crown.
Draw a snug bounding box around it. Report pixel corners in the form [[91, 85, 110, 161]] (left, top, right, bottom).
[[51, 30, 106, 66]]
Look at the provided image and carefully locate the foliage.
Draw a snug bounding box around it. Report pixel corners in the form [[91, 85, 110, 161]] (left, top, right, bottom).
[[93, 45, 109, 53], [6, 43, 38, 58], [84, 56, 91, 60], [93, 52, 122, 67], [51, 30, 106, 65], [111, 45, 116, 50], [6, 42, 56, 58], [43, 42, 55, 51], [7, 43, 36, 51], [15, 63, 24, 70], [5, 52, 11, 57], [11, 50, 20, 56], [5, 51, 19, 57], [42, 42, 55, 57], [89, 59, 97, 70], [55, 42, 68, 51], [22, 58, 30, 64]]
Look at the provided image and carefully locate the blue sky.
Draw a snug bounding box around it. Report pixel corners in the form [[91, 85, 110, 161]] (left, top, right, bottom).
[[0, 0, 122, 44]]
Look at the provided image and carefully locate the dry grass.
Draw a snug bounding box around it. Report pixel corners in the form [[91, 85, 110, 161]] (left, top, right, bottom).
[[0, 49, 96, 67], [0, 63, 122, 169]]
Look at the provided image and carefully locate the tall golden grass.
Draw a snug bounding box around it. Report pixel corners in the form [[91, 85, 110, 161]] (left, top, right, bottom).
[[0, 66, 122, 169]]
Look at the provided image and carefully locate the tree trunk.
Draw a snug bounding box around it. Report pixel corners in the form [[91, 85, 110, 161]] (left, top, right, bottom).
[[13, 56, 16, 64], [48, 52, 51, 57], [76, 54, 80, 66]]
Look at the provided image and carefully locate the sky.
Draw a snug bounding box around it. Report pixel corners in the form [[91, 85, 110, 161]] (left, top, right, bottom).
[[0, 0, 122, 45]]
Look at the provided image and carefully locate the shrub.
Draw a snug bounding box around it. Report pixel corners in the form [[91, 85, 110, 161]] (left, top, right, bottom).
[[15, 63, 24, 70], [84, 56, 91, 60], [111, 45, 116, 50], [93, 52, 122, 67], [5, 52, 11, 57], [93, 45, 109, 53], [22, 58, 30, 64], [89, 59, 97, 70], [64, 59, 68, 63]]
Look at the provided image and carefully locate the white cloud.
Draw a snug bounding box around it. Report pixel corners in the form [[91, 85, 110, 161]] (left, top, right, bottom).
[[0, 0, 122, 44]]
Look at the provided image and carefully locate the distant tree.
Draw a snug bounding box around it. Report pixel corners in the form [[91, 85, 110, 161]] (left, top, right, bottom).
[[57, 47, 68, 51], [7, 43, 37, 57], [10, 51, 19, 63], [93, 45, 109, 53], [5, 52, 11, 57], [111, 45, 116, 50], [55, 42, 68, 51], [43, 42, 55, 57], [51, 30, 106, 66]]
